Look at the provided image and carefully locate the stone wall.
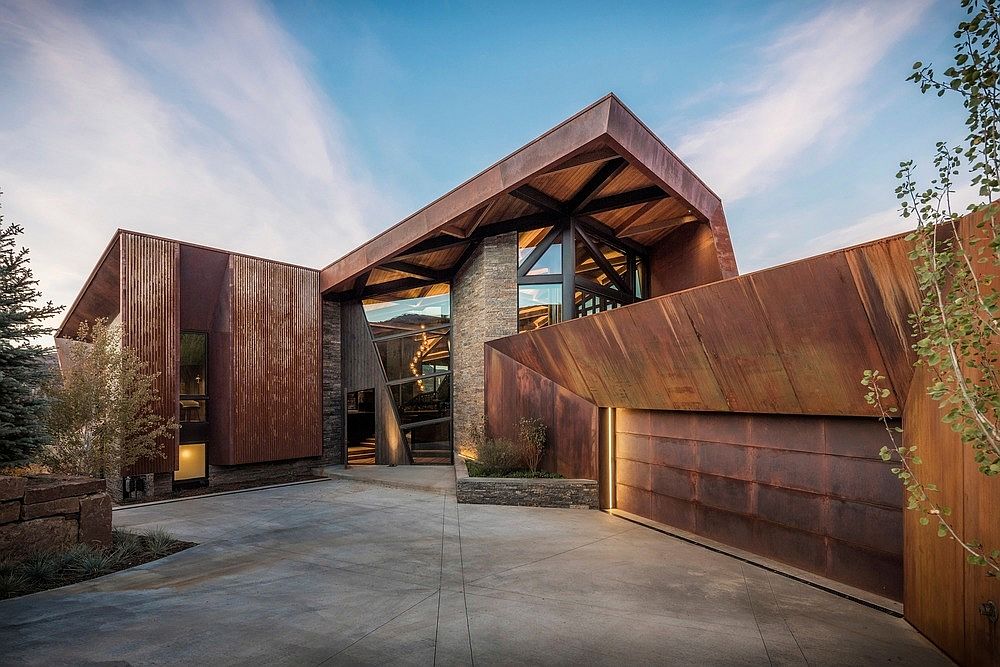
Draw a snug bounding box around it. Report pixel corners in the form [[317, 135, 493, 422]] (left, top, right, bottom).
[[0, 475, 112, 562], [208, 458, 318, 488], [456, 474, 598, 509], [451, 232, 518, 450], [322, 299, 343, 464]]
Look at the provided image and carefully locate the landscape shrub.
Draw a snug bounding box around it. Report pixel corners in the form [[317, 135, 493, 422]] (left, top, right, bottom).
[[468, 417, 554, 477], [513, 417, 547, 473], [0, 527, 188, 600]]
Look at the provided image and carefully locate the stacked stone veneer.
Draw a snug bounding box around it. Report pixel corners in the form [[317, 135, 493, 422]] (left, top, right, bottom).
[[455, 461, 598, 509], [322, 299, 343, 464], [0, 475, 112, 562], [451, 232, 518, 450]]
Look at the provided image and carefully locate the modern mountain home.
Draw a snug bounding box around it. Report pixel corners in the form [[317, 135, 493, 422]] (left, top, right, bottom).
[[58, 94, 999, 663]]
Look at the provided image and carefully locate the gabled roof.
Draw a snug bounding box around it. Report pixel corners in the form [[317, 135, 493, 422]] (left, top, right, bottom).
[[320, 93, 736, 297]]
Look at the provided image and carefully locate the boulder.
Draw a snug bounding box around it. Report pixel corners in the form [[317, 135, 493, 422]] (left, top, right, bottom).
[[22, 476, 105, 504], [0, 501, 20, 525], [79, 493, 112, 550], [21, 496, 80, 521], [0, 517, 78, 562], [0, 476, 26, 502]]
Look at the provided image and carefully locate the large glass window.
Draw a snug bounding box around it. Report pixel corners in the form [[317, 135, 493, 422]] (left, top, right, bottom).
[[175, 443, 206, 481], [518, 284, 563, 332], [516, 220, 647, 332], [390, 375, 450, 425], [375, 331, 450, 382], [179, 332, 207, 423], [362, 286, 450, 338], [575, 290, 623, 318], [362, 284, 453, 463], [518, 227, 561, 276]]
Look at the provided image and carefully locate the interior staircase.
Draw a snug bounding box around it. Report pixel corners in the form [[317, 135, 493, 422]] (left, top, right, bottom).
[[347, 437, 376, 465], [410, 440, 453, 465]]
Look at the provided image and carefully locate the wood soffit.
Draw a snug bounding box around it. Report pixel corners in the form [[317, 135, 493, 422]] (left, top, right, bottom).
[[320, 93, 734, 296]]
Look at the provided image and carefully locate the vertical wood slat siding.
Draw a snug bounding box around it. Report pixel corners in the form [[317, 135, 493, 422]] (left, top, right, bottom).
[[221, 256, 321, 464], [341, 301, 379, 393], [120, 233, 180, 475]]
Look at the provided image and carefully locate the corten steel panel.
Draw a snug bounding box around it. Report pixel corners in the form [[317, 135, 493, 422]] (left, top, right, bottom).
[[209, 262, 233, 464], [120, 233, 180, 475], [615, 409, 903, 599], [649, 223, 725, 297], [901, 207, 1000, 666], [488, 223, 923, 417], [748, 253, 891, 415], [217, 256, 322, 465], [179, 244, 229, 330], [903, 363, 966, 662], [484, 347, 599, 479]]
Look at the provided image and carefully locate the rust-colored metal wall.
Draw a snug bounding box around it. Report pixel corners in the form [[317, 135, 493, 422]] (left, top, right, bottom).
[[488, 231, 919, 416], [648, 222, 725, 297], [212, 255, 322, 465], [483, 222, 922, 600], [120, 233, 180, 474], [485, 347, 599, 479], [901, 211, 1000, 666], [616, 409, 902, 599]]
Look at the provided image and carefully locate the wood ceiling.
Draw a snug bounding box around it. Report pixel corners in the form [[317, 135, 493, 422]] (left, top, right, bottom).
[[321, 94, 736, 299]]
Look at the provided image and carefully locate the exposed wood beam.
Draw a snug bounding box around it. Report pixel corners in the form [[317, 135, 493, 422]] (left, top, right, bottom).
[[575, 226, 631, 294], [464, 199, 499, 238], [359, 276, 437, 299], [379, 260, 450, 282], [509, 185, 567, 214], [615, 201, 658, 234], [452, 239, 482, 275], [569, 157, 628, 213], [543, 145, 619, 175], [402, 210, 565, 256], [573, 215, 647, 256], [351, 271, 370, 300], [577, 186, 668, 216], [620, 214, 700, 239], [440, 225, 466, 238]]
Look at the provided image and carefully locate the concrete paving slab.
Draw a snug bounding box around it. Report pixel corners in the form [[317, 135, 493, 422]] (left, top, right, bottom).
[[1, 478, 949, 666], [318, 465, 456, 494]]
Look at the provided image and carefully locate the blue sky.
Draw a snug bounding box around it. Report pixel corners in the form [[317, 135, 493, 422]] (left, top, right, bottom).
[[0, 0, 971, 317]]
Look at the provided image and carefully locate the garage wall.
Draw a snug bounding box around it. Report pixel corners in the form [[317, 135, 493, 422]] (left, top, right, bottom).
[[615, 409, 903, 600]]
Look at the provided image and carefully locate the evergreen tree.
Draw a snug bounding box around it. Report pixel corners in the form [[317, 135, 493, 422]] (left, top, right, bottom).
[[0, 193, 63, 464]]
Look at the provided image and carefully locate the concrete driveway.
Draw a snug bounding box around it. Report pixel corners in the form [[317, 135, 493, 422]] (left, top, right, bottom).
[[0, 478, 947, 666]]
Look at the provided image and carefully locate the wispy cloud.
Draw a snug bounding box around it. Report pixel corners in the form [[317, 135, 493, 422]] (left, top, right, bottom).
[[0, 0, 386, 323], [675, 1, 930, 203], [787, 183, 981, 263]]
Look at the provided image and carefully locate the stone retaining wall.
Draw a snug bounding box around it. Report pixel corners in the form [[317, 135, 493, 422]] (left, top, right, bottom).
[[455, 460, 598, 509], [0, 475, 112, 562]]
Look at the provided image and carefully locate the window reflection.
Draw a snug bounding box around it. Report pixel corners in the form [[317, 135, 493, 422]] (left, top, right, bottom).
[[180, 332, 207, 423], [575, 290, 622, 318], [362, 286, 450, 338], [518, 284, 563, 332], [375, 332, 450, 382], [361, 284, 454, 457], [391, 375, 450, 425]]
